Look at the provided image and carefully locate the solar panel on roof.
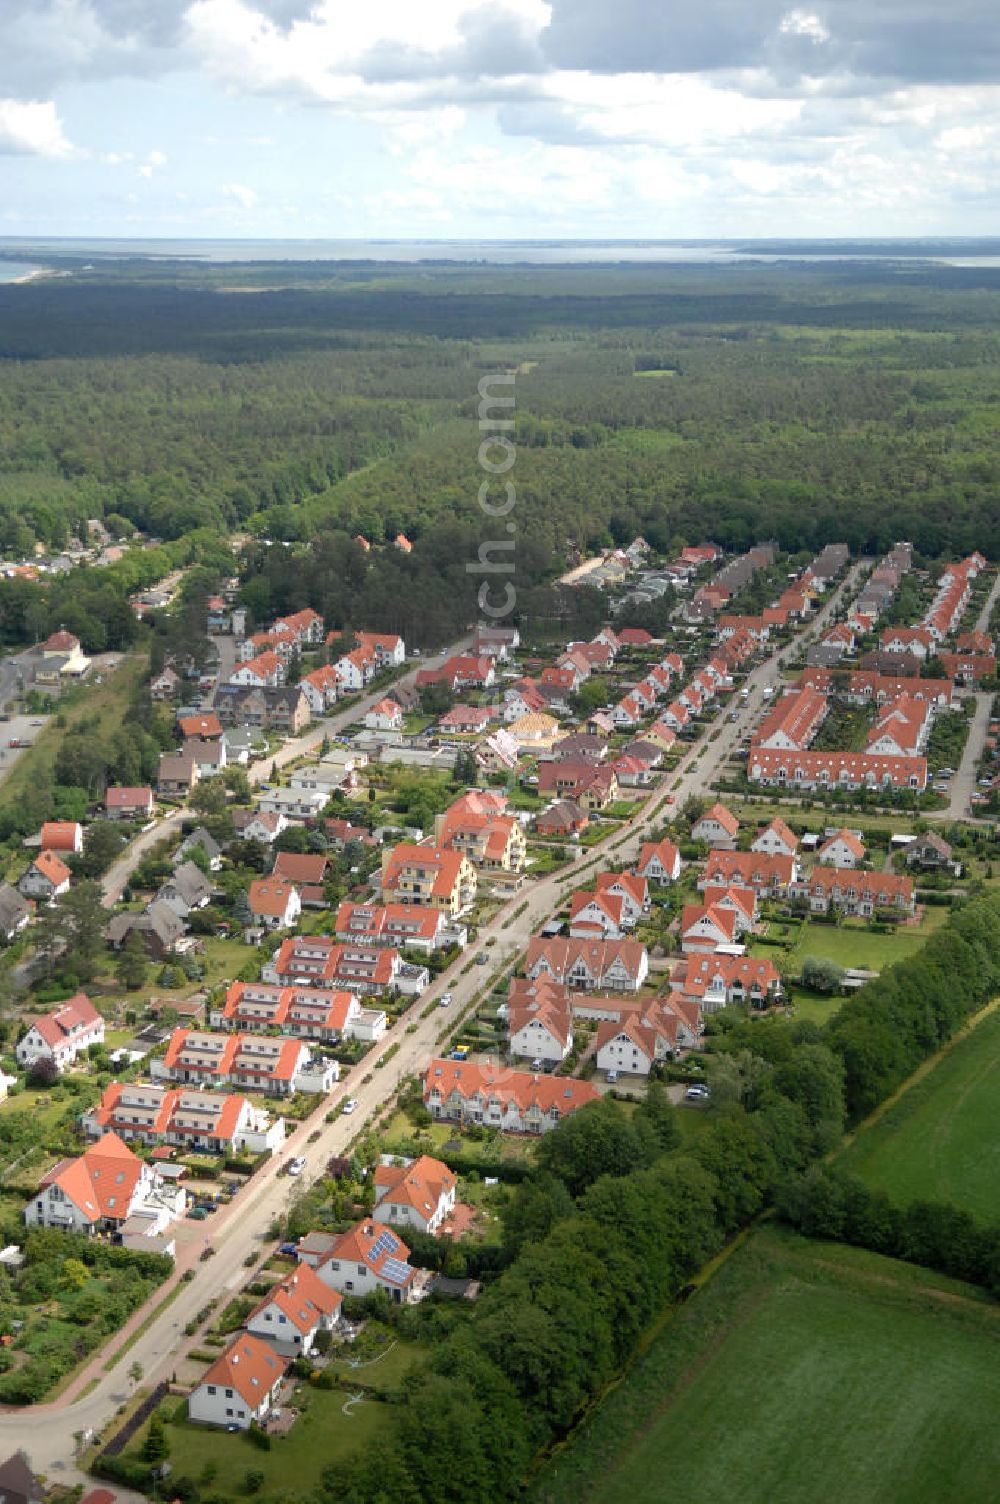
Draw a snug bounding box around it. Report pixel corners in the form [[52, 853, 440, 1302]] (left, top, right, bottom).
[[369, 1230, 398, 1260], [381, 1258, 412, 1284]]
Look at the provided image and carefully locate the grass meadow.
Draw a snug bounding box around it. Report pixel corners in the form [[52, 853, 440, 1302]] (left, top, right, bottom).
[[532, 1227, 1000, 1504], [837, 1004, 1000, 1221]]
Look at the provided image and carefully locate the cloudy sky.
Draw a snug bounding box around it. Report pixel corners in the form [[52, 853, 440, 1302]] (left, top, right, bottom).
[[1, 0, 999, 239]]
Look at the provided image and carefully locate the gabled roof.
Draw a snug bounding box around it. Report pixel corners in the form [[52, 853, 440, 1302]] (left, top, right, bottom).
[[252, 1262, 342, 1334], [272, 851, 329, 885], [374, 1154, 456, 1218], [198, 1333, 286, 1407], [249, 878, 298, 918], [106, 785, 153, 809], [27, 992, 102, 1050], [327, 1220, 415, 1286], [28, 849, 72, 887], [693, 802, 739, 837], [818, 828, 866, 860], [40, 1131, 144, 1223]]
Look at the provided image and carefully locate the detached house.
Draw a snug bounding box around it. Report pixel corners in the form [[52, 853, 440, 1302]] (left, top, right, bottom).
[[246, 1264, 342, 1358], [188, 1334, 287, 1431], [691, 803, 739, 849], [373, 1155, 457, 1235], [248, 878, 303, 932], [16, 993, 104, 1073], [634, 839, 681, 885], [312, 1220, 420, 1304], [105, 786, 155, 821], [24, 1131, 182, 1237], [19, 850, 71, 903], [816, 829, 866, 869], [751, 817, 798, 858]]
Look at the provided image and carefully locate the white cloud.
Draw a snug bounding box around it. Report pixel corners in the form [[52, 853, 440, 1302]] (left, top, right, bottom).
[[221, 180, 257, 207], [0, 97, 72, 156]]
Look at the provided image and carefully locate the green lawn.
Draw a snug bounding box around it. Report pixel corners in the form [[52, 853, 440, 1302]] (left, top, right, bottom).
[[837, 1005, 1000, 1221], [533, 1227, 1000, 1504], [753, 908, 948, 974], [131, 1385, 394, 1501]]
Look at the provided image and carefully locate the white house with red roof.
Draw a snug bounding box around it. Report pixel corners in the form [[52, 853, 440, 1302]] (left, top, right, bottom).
[[334, 901, 456, 953], [16, 993, 104, 1073], [82, 1082, 286, 1155], [300, 664, 341, 714], [365, 697, 403, 732], [595, 994, 703, 1076], [214, 979, 386, 1044], [677, 953, 783, 1011], [188, 1333, 288, 1430], [354, 631, 406, 666], [423, 1058, 600, 1134], [153, 1028, 337, 1096], [691, 802, 739, 848], [507, 978, 574, 1066], [634, 839, 681, 885], [568, 889, 627, 940], [700, 849, 797, 897], [248, 878, 302, 932], [314, 1220, 421, 1303], [24, 1131, 183, 1235], [816, 829, 866, 868], [595, 871, 649, 925], [751, 817, 799, 858], [373, 1154, 457, 1235], [792, 868, 914, 917], [680, 902, 740, 954], [228, 650, 285, 688], [524, 937, 648, 992], [246, 1263, 342, 1358]]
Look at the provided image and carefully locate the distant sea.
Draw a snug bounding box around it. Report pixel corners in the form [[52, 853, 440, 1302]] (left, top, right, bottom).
[[3, 237, 1000, 274]]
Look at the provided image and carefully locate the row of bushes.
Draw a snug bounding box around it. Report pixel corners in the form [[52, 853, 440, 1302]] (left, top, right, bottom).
[[827, 889, 1000, 1119], [779, 1164, 1000, 1294]]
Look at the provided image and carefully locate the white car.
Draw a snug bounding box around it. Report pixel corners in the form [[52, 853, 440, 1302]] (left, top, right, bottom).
[[439, 992, 453, 1008], [341, 1098, 359, 1115], [685, 1084, 711, 1102], [287, 1156, 306, 1177]]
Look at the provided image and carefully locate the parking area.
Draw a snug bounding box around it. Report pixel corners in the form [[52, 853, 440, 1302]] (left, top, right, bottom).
[[0, 712, 50, 777]]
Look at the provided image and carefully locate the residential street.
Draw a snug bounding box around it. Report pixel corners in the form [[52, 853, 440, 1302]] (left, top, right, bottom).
[[0, 569, 863, 1478]]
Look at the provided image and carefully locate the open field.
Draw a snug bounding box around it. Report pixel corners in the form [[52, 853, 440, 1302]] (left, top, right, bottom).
[[532, 1227, 1000, 1504], [838, 1004, 1000, 1221]]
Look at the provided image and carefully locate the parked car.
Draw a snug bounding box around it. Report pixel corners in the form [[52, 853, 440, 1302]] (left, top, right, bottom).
[[475, 951, 489, 965], [342, 1098, 359, 1115], [439, 992, 453, 1008], [685, 1084, 711, 1101], [607, 1070, 619, 1084], [287, 1156, 306, 1177]]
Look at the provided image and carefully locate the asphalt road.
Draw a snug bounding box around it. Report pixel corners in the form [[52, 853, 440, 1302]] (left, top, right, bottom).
[[0, 571, 865, 1478]]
